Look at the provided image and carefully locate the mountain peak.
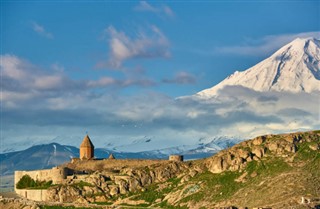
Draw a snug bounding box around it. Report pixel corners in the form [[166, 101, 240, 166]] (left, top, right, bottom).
[[197, 37, 320, 98]]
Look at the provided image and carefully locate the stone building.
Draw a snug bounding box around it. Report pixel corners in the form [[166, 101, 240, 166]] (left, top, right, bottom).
[[80, 134, 94, 160], [169, 155, 184, 162]]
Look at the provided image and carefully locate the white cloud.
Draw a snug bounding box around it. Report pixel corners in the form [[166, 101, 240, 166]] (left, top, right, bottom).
[[1, 55, 319, 152], [134, 1, 157, 12], [87, 76, 155, 88], [1, 54, 28, 80], [101, 25, 170, 68], [2, 77, 319, 151], [162, 71, 197, 84], [163, 5, 174, 17], [215, 31, 320, 56], [0, 54, 156, 108], [87, 77, 117, 87], [31, 22, 54, 39], [33, 75, 64, 90], [1, 54, 69, 92], [134, 1, 175, 18]]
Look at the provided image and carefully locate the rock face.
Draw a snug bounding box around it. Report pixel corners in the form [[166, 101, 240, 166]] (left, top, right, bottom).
[[206, 131, 319, 174], [44, 161, 189, 203], [47, 185, 83, 203]]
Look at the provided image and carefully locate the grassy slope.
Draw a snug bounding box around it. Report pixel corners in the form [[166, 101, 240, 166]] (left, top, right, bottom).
[[122, 131, 320, 209]]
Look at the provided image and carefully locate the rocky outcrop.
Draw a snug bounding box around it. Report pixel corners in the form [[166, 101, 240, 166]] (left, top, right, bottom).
[[0, 196, 40, 209], [206, 131, 320, 174], [44, 161, 189, 203], [47, 185, 85, 203]]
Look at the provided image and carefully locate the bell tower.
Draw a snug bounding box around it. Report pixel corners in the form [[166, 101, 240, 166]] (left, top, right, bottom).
[[80, 135, 94, 160]]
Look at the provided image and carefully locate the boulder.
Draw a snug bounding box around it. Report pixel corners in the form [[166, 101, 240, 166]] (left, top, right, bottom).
[[208, 157, 224, 173], [128, 177, 141, 191], [252, 136, 265, 146], [252, 147, 264, 158], [285, 144, 297, 153], [109, 185, 119, 196], [189, 170, 198, 177], [309, 144, 319, 151], [181, 175, 191, 183], [268, 142, 278, 152], [238, 149, 250, 159], [115, 178, 129, 194]]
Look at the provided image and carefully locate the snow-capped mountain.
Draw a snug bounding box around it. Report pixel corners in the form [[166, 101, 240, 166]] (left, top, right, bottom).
[[0, 143, 79, 176], [197, 37, 320, 98], [0, 136, 240, 176]]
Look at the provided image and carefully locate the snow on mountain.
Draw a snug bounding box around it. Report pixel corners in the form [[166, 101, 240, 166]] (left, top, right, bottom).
[[0, 135, 82, 153], [197, 37, 320, 98], [144, 136, 241, 156], [0, 143, 78, 175], [0, 135, 242, 175]]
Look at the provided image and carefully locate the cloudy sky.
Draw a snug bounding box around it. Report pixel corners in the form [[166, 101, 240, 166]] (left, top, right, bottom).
[[1, 1, 319, 152]]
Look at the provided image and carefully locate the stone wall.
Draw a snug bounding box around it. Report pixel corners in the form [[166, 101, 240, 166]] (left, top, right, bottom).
[[14, 167, 68, 190], [15, 189, 48, 201]]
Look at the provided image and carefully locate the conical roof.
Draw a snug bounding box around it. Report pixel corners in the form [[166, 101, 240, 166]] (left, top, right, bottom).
[[108, 153, 115, 159], [80, 135, 94, 148]]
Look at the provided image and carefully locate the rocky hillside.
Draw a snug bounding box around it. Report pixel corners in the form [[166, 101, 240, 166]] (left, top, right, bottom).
[[8, 130, 320, 209]]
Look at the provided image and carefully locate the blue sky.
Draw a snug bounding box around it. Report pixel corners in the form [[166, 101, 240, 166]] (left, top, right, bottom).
[[1, 1, 319, 151]]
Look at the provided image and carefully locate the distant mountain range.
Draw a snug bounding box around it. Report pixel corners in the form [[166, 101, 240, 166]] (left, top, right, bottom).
[[0, 136, 241, 176], [197, 37, 320, 98]]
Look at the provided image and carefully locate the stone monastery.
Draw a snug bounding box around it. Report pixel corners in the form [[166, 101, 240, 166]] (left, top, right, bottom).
[[14, 135, 183, 201]]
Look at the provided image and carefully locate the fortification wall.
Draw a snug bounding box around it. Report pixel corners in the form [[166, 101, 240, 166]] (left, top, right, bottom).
[[14, 167, 68, 190], [15, 189, 48, 201]]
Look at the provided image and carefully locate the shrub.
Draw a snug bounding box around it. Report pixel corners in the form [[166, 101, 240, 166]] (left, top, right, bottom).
[[16, 175, 36, 189], [16, 175, 53, 189]]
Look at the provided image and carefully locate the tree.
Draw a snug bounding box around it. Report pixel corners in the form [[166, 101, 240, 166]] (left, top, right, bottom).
[[16, 174, 36, 189]]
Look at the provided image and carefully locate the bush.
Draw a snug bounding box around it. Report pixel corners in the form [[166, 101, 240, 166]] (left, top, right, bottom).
[[16, 175, 53, 189], [16, 175, 36, 189]]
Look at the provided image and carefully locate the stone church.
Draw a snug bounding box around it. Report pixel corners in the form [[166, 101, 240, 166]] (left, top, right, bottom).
[[79, 134, 94, 160]]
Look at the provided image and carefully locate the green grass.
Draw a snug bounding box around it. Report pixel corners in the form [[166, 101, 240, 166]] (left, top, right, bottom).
[[128, 177, 180, 204], [157, 200, 188, 209], [180, 170, 241, 203], [40, 206, 94, 209], [179, 155, 293, 206], [296, 139, 320, 177], [294, 140, 319, 164], [130, 184, 161, 203], [124, 156, 294, 208], [245, 156, 291, 176], [119, 203, 150, 207], [71, 180, 94, 189], [93, 201, 113, 205]]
